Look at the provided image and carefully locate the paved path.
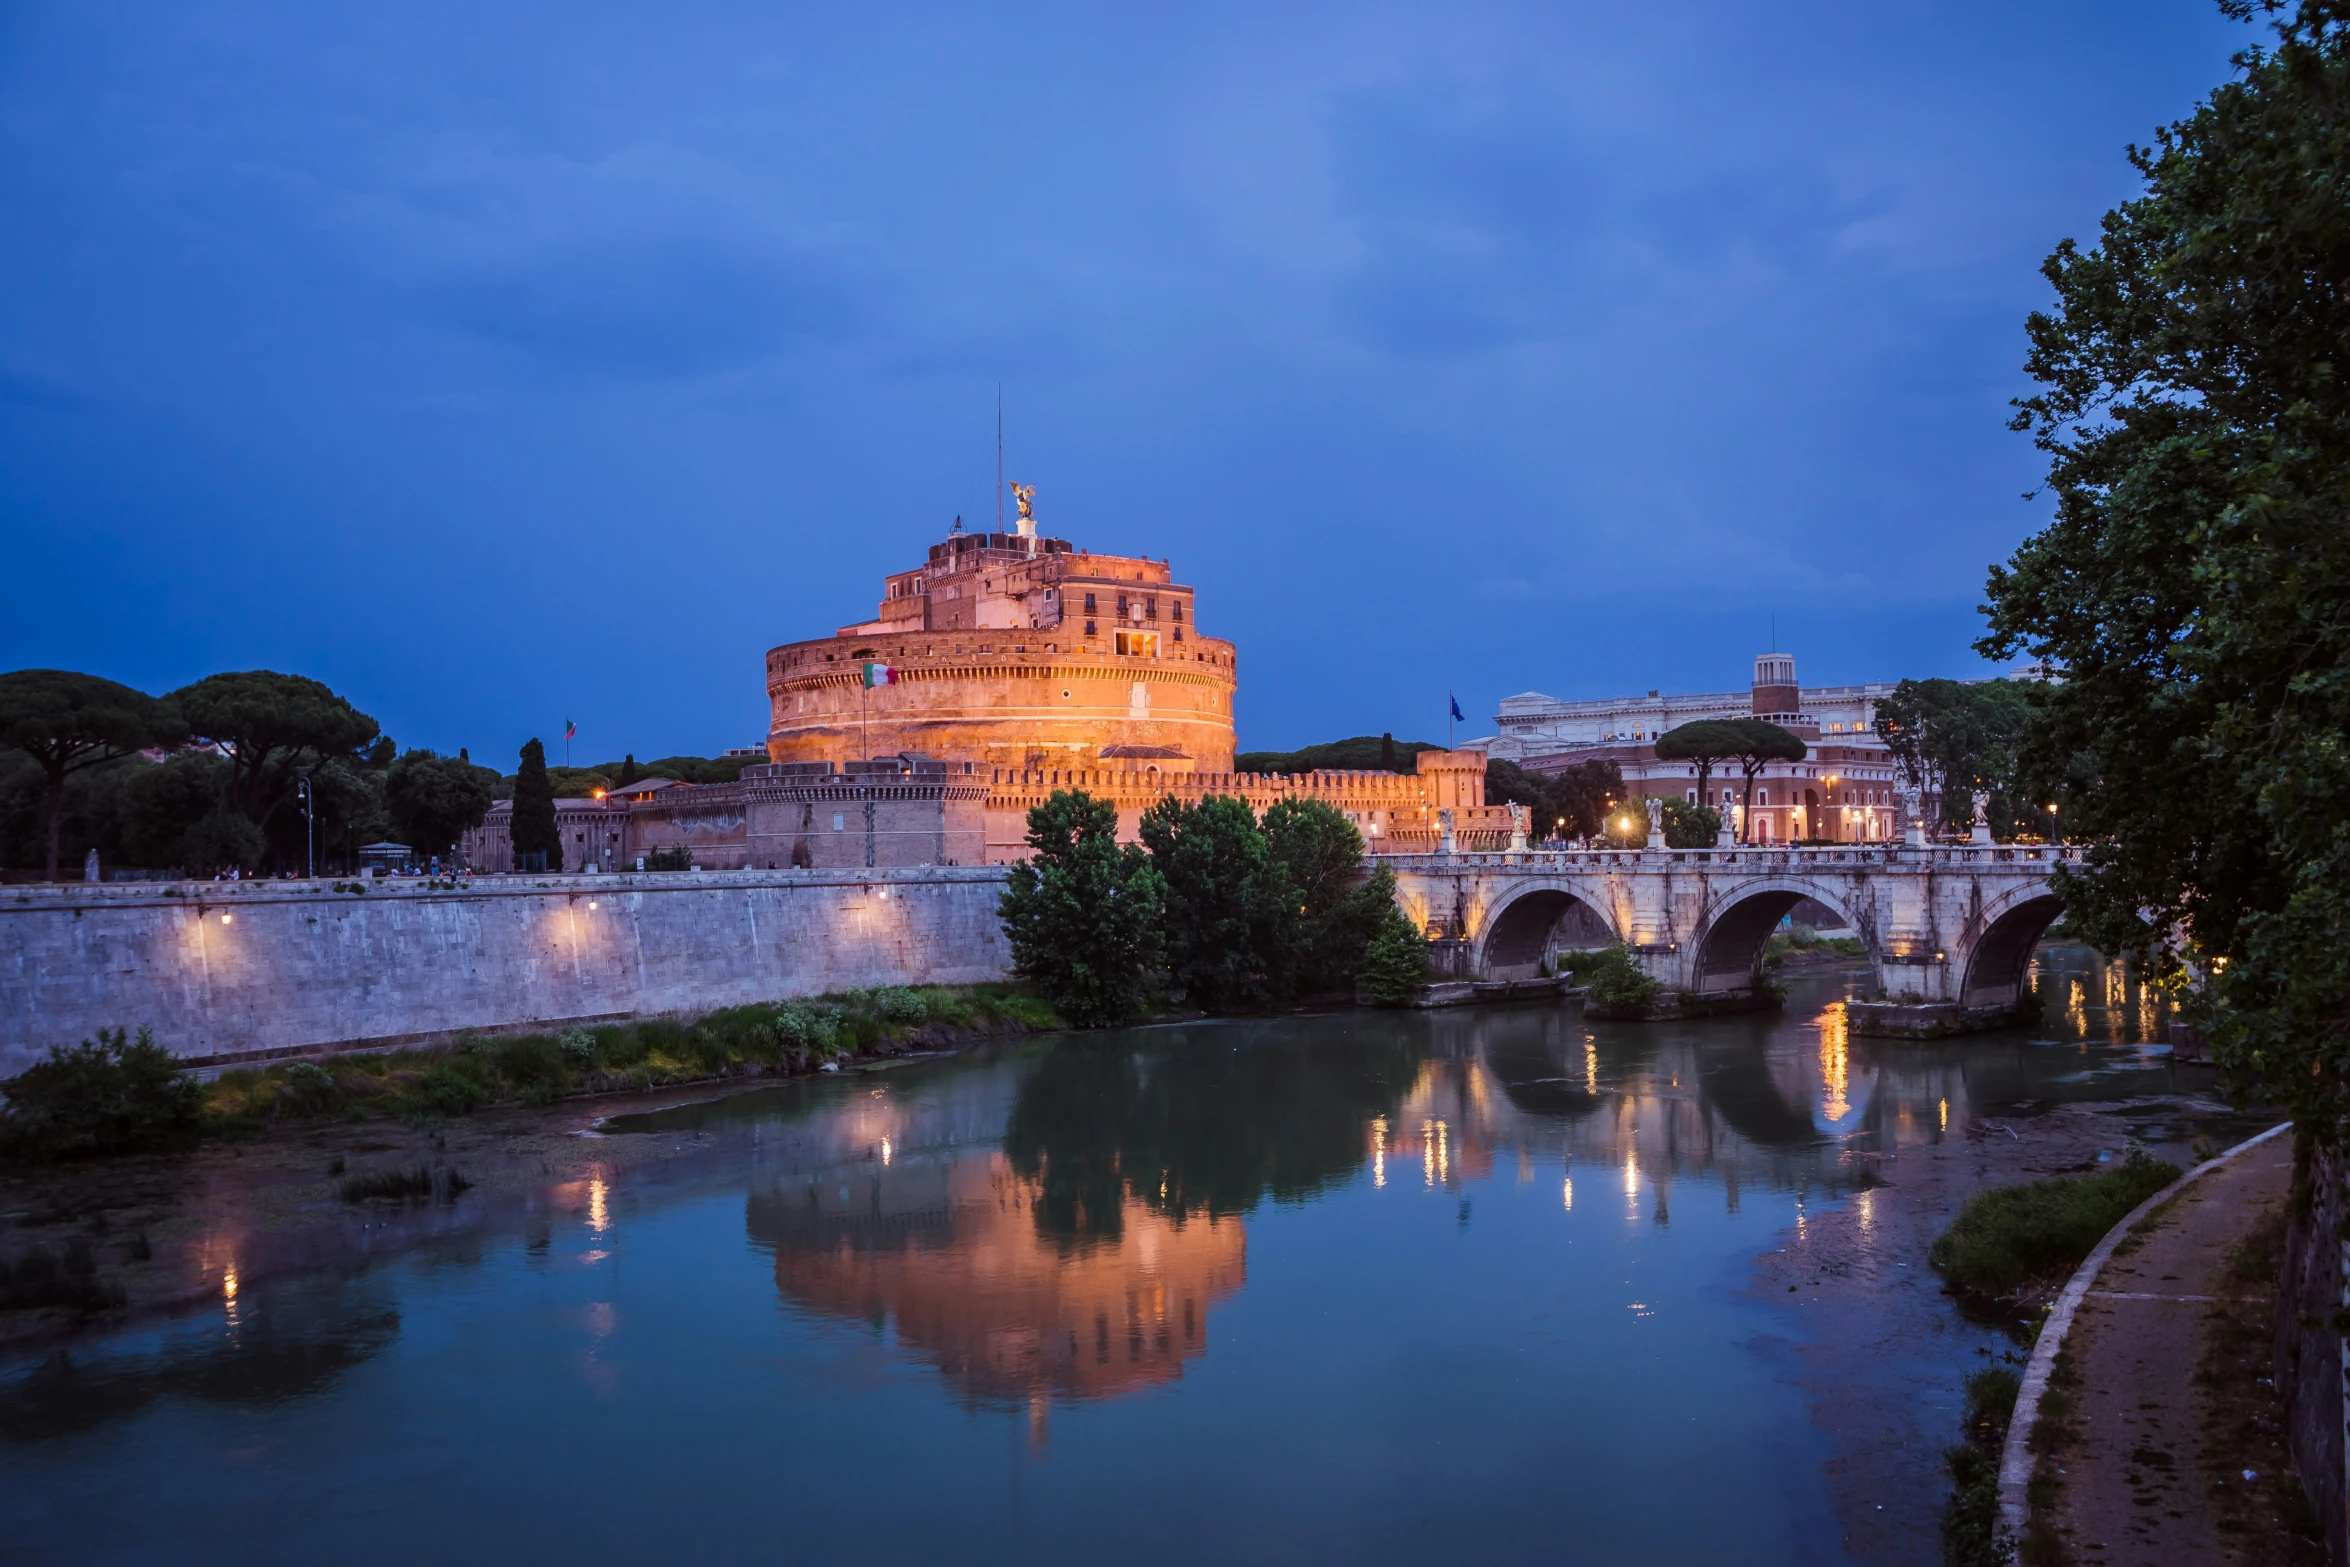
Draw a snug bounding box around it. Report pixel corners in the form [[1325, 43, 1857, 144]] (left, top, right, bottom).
[[2049, 1133, 2295, 1566]]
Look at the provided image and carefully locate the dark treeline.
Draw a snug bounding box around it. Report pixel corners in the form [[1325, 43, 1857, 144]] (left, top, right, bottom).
[[0, 666, 747, 879]]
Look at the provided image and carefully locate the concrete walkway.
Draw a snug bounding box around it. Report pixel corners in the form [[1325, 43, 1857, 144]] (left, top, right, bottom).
[[2046, 1132, 2296, 1566]]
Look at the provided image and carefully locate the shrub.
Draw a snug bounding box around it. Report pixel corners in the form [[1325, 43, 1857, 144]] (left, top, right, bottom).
[[404, 1067, 485, 1118], [557, 1029, 597, 1067], [279, 1060, 342, 1115], [1929, 1150, 2177, 1298], [1561, 945, 1663, 1010], [1356, 907, 1430, 1006], [495, 1034, 564, 1087], [874, 987, 929, 1026], [0, 1027, 203, 1160]]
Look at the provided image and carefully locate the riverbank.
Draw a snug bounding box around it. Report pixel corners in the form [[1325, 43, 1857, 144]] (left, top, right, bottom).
[[1747, 1056, 2269, 1564], [0, 986, 1058, 1349], [2029, 1128, 2321, 1565]]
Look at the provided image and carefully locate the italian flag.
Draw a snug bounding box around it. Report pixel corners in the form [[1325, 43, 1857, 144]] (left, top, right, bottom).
[[861, 662, 897, 687]]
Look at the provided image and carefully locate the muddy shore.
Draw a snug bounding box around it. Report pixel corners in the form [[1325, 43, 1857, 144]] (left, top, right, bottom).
[[1748, 1076, 2272, 1565]]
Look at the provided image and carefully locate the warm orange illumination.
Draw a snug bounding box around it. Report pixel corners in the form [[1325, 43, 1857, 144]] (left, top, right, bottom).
[[587, 900, 598, 910], [219, 913, 232, 925]]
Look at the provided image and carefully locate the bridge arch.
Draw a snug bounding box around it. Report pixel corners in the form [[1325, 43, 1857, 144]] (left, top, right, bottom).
[[1691, 878, 1867, 994], [1959, 885, 2066, 1010], [1473, 881, 1621, 980]]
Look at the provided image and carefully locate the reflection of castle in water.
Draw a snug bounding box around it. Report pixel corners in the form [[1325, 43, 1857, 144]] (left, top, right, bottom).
[[747, 1152, 1243, 1409]]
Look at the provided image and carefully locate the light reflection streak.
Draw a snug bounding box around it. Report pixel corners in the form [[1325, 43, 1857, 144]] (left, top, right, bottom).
[[588, 1176, 609, 1234], [1818, 1005, 1850, 1123], [1371, 1116, 1387, 1189]]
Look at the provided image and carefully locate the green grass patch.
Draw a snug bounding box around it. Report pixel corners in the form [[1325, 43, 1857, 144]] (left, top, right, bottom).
[[1940, 1367, 2022, 1567], [1929, 1150, 2177, 1300], [169, 983, 1061, 1146]]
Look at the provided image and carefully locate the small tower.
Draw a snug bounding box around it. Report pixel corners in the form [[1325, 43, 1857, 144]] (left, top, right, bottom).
[[1751, 653, 1800, 721]]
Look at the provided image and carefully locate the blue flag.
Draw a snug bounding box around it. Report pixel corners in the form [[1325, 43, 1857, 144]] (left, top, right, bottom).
[[1449, 694, 1465, 723]]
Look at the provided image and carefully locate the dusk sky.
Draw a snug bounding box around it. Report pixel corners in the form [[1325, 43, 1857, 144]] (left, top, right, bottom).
[[1, 3, 2248, 763]]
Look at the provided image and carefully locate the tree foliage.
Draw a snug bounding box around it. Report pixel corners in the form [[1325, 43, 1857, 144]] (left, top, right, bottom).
[[1234, 734, 1437, 775], [1140, 794, 1290, 1011], [0, 669, 183, 879], [384, 749, 498, 861], [1979, 0, 2350, 1125], [0, 1027, 202, 1161], [171, 671, 380, 832], [998, 790, 1166, 1026], [1486, 757, 1624, 841], [1871, 677, 2042, 835], [509, 738, 562, 870], [1653, 719, 1747, 802], [1355, 904, 1431, 1006], [1262, 799, 1399, 995], [1657, 797, 1722, 849]]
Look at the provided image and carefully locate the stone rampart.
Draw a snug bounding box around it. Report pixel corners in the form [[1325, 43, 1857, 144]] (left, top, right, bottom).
[[0, 868, 1013, 1074]]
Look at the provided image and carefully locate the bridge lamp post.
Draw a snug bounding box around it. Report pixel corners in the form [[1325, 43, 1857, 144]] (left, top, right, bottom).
[[2046, 801, 2060, 845]]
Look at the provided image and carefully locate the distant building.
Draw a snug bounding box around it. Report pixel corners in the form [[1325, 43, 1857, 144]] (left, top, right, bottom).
[[1479, 653, 1907, 844], [465, 508, 1516, 871]]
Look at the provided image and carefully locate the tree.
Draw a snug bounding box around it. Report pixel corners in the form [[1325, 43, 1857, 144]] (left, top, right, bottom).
[[1653, 720, 1746, 804], [509, 738, 561, 871], [1546, 759, 1625, 841], [1978, 0, 2350, 1126], [1356, 905, 1431, 1005], [1871, 678, 2041, 835], [117, 751, 232, 867], [1603, 797, 1650, 846], [1262, 798, 1394, 995], [1139, 794, 1290, 1011], [385, 749, 498, 864], [0, 670, 183, 880], [618, 753, 641, 786], [170, 671, 379, 836], [1657, 797, 1722, 849], [998, 790, 1166, 1026], [1710, 719, 1807, 842]]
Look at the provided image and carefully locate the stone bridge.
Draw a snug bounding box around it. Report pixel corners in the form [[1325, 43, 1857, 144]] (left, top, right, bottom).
[[1383, 843, 2085, 1028]]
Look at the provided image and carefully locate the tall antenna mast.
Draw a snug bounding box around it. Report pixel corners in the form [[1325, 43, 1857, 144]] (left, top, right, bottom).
[[995, 385, 1003, 535]]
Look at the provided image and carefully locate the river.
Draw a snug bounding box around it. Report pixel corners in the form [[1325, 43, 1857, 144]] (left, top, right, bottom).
[[0, 947, 2231, 1564]]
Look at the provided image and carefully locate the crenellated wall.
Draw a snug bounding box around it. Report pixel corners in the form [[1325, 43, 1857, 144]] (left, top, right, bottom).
[[0, 868, 1013, 1074]]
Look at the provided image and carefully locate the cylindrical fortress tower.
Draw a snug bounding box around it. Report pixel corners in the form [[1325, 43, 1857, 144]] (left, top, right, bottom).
[[765, 523, 1237, 773]]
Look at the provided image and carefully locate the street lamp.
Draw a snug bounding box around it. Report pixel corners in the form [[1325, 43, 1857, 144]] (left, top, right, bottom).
[[296, 777, 315, 879], [2046, 801, 2060, 845]]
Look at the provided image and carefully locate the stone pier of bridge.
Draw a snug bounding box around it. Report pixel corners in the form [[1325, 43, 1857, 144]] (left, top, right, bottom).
[[1381, 844, 2083, 1031]]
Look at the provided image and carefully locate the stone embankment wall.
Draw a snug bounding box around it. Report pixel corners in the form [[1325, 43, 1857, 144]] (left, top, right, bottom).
[[2276, 1133, 2347, 1567], [0, 868, 1013, 1075]]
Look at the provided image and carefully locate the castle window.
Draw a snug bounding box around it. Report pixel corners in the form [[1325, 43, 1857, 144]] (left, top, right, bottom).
[[1145, 596, 1157, 620], [1084, 593, 1097, 613], [1084, 620, 1097, 636], [1116, 594, 1128, 617], [1173, 628, 1184, 643], [1172, 602, 1184, 623]]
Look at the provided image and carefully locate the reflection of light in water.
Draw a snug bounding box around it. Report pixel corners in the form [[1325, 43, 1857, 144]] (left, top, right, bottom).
[[1623, 1151, 1638, 1198], [1370, 1117, 1387, 1189], [1854, 1188, 1874, 1239], [1584, 1040, 1597, 1095], [1818, 1006, 1850, 1123], [2067, 979, 2087, 1035], [1939, 1098, 1948, 1134], [880, 1137, 892, 1166], [588, 1177, 609, 1234], [1562, 1175, 1574, 1211], [223, 1264, 241, 1330]]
